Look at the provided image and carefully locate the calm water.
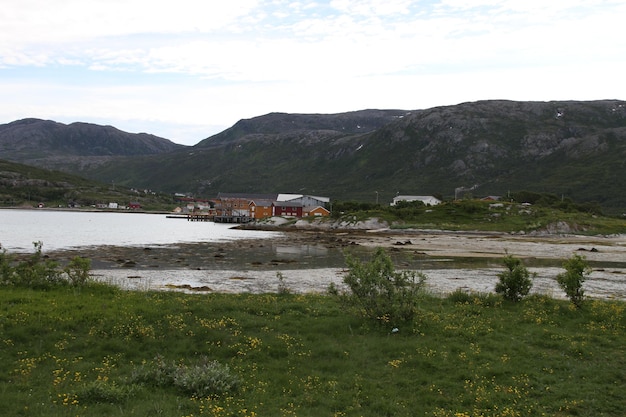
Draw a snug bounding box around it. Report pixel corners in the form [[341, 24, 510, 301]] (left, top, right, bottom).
[[0, 209, 280, 252]]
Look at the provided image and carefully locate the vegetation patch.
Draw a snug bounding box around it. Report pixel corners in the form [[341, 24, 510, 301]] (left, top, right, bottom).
[[130, 355, 239, 397], [2, 286, 624, 416], [331, 196, 626, 235], [1, 246, 624, 416], [1, 241, 91, 289], [494, 254, 535, 302]]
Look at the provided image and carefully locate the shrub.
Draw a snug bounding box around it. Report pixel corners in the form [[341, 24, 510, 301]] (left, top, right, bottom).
[[11, 241, 64, 288], [495, 254, 535, 302], [131, 355, 239, 397], [342, 247, 426, 325], [557, 254, 591, 308], [64, 256, 92, 286], [0, 242, 92, 289], [172, 358, 239, 397]]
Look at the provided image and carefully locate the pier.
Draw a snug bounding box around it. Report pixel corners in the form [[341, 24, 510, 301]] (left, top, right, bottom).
[[180, 213, 255, 223], [186, 213, 213, 222], [213, 215, 253, 223]]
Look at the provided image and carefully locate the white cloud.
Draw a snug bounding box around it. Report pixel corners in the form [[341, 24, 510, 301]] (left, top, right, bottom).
[[330, 0, 413, 16], [0, 0, 624, 144], [0, 1, 261, 43]]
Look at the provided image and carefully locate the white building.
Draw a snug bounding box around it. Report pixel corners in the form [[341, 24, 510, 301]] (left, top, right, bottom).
[[277, 194, 330, 207]]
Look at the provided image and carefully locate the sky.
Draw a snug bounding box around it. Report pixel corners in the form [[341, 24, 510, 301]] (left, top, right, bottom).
[[1, 1, 625, 146]]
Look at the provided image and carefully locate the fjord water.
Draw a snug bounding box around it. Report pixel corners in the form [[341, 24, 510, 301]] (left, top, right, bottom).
[[0, 209, 279, 252]]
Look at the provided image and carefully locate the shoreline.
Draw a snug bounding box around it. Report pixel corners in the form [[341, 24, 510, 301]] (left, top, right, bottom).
[[39, 227, 626, 300]]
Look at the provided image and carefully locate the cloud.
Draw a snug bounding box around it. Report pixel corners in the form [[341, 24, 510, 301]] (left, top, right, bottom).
[[0, 1, 260, 43], [3, 1, 623, 79], [330, 0, 413, 16], [1, 1, 624, 144]]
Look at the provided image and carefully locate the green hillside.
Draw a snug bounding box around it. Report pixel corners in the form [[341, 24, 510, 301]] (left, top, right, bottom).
[[2, 101, 625, 215], [81, 101, 626, 215], [0, 159, 174, 210]]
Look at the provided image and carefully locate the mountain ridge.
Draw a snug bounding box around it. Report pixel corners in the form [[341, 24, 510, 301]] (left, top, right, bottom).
[[196, 109, 411, 147], [0, 118, 185, 172], [1, 100, 624, 213]]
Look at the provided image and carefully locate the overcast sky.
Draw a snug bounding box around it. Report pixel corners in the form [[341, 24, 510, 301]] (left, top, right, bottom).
[[1, 1, 624, 145]]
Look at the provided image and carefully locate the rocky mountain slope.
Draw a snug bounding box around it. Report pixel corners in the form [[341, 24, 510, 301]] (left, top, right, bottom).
[[0, 118, 184, 171], [197, 109, 410, 146], [2, 101, 625, 213]]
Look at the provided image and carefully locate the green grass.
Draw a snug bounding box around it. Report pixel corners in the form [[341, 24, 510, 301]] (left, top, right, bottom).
[[333, 200, 626, 235], [1, 285, 624, 416]]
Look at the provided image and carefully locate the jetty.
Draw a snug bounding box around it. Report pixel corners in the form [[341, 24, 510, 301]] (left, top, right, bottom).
[[213, 215, 253, 223], [186, 213, 213, 222], [181, 213, 254, 223]]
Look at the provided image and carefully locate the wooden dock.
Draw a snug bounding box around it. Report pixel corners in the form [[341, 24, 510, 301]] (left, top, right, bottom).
[[186, 213, 213, 222], [213, 215, 253, 223], [180, 213, 255, 223]]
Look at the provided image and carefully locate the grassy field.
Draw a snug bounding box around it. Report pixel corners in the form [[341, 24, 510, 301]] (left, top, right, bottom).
[[1, 284, 624, 417], [331, 199, 626, 235]]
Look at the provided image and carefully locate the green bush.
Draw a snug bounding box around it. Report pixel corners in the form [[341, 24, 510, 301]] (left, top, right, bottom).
[[64, 256, 92, 286], [172, 358, 239, 397], [0, 242, 92, 289], [557, 254, 591, 308], [10, 241, 63, 288], [495, 254, 535, 302], [130, 355, 239, 397], [342, 247, 426, 325]]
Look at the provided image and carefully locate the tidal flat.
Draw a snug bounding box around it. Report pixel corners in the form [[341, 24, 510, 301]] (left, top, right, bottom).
[[45, 229, 626, 300]]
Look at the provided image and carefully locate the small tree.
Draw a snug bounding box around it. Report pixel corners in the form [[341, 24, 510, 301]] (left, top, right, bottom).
[[13, 241, 63, 288], [557, 254, 591, 308], [343, 247, 426, 324], [495, 254, 534, 302], [64, 256, 92, 286]]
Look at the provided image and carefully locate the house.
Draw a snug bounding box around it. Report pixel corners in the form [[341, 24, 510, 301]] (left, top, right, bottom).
[[304, 206, 331, 217], [249, 199, 274, 219], [273, 201, 303, 217], [391, 195, 442, 206], [129, 202, 142, 210], [195, 200, 212, 211], [214, 192, 330, 219], [215, 193, 278, 217]]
